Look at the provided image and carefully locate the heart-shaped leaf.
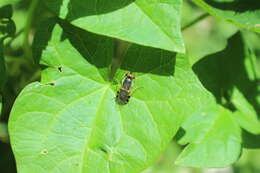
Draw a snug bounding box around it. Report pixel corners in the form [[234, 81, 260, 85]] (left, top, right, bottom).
[[9, 18, 217, 172]]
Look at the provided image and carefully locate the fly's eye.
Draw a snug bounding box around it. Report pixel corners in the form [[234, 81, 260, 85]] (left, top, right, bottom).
[[126, 73, 134, 79]]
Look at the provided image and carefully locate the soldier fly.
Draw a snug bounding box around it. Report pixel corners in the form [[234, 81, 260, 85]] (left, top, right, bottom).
[[116, 72, 135, 104], [122, 72, 135, 90]]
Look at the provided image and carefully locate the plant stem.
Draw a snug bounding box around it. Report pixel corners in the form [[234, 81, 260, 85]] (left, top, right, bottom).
[[109, 39, 131, 81], [182, 13, 209, 31], [248, 50, 259, 81]]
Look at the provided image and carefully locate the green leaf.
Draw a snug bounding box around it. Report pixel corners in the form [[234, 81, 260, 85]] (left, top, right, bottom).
[[9, 18, 216, 172], [193, 32, 260, 134], [192, 0, 260, 33], [43, 0, 185, 53], [175, 106, 241, 168], [174, 31, 260, 167], [232, 88, 260, 134]]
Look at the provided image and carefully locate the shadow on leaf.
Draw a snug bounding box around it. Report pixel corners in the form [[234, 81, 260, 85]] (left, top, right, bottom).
[[33, 18, 176, 83], [120, 44, 176, 76], [193, 32, 260, 117], [58, 19, 176, 77]]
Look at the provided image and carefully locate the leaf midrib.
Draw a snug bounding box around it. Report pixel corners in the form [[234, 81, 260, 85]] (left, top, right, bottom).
[[38, 86, 107, 158], [80, 86, 110, 173]]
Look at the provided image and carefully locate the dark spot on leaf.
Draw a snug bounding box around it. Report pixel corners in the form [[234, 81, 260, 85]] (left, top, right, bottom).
[[41, 149, 48, 155], [174, 127, 186, 142], [46, 82, 55, 86], [99, 147, 108, 154], [58, 66, 62, 72]]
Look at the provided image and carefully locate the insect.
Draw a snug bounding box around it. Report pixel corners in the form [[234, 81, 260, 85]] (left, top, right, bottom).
[[116, 72, 135, 104], [122, 72, 135, 90]]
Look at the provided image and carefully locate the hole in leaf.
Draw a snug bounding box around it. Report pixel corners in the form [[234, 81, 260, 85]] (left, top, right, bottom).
[[99, 147, 108, 154], [58, 66, 62, 72], [46, 82, 55, 86], [174, 127, 186, 142], [40, 149, 48, 155]]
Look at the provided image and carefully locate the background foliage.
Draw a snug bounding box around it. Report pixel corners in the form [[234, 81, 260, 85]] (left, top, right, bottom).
[[0, 0, 260, 173]]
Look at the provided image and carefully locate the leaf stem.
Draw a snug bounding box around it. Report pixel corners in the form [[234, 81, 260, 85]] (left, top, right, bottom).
[[109, 39, 131, 81], [181, 13, 209, 31]]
